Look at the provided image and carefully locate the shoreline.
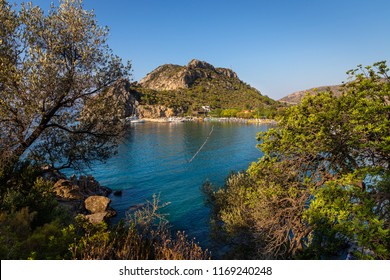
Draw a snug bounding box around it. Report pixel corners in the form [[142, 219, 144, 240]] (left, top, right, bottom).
[[139, 117, 277, 124]]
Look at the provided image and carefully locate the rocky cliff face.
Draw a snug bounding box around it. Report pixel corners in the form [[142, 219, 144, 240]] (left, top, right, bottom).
[[137, 105, 176, 118], [139, 59, 239, 91], [81, 78, 139, 124], [106, 78, 139, 117]]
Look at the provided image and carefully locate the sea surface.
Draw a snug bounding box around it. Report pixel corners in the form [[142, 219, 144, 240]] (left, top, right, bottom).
[[83, 121, 271, 253]]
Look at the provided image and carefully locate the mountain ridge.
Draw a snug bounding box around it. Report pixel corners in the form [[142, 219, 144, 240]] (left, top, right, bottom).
[[139, 59, 240, 91], [279, 84, 344, 104]]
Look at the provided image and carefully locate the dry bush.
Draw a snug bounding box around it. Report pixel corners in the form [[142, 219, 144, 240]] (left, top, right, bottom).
[[71, 194, 210, 260]]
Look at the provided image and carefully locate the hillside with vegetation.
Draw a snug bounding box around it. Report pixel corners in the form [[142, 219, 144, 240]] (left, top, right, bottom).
[[132, 59, 280, 118], [279, 84, 344, 105]]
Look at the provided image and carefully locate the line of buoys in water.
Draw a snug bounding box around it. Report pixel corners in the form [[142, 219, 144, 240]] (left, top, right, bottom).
[[188, 125, 214, 163]]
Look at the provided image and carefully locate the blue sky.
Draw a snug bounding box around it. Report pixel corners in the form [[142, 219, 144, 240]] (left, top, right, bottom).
[[12, 0, 390, 99]]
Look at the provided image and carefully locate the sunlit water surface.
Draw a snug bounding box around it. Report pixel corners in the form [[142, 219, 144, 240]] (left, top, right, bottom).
[[74, 121, 271, 254]]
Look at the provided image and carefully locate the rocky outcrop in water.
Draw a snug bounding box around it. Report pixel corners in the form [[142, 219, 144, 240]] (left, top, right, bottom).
[[69, 174, 112, 197], [53, 179, 84, 201]]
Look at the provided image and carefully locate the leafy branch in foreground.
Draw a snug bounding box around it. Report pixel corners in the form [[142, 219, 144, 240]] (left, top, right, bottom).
[[0, 0, 131, 183]]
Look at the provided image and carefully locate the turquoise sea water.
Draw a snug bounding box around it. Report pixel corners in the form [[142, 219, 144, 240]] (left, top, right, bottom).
[[86, 121, 270, 252]]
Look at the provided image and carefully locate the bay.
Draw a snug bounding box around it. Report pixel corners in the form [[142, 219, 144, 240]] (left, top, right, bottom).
[[86, 121, 270, 252]]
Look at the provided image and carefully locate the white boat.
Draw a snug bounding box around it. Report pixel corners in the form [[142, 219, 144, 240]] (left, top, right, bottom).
[[168, 117, 185, 123], [126, 116, 144, 123]]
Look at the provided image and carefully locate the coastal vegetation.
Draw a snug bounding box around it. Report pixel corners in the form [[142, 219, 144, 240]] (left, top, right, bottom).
[[134, 85, 280, 119], [133, 85, 279, 118], [206, 62, 390, 259]]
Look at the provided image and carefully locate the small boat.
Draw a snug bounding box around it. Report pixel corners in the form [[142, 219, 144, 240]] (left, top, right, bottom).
[[126, 116, 144, 123], [168, 117, 185, 123]]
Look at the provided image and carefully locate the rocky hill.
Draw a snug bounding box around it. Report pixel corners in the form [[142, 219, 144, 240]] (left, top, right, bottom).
[[279, 84, 343, 105], [140, 59, 239, 91], [134, 59, 277, 117]]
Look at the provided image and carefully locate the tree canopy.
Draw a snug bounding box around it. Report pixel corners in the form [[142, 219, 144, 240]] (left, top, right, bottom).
[[208, 62, 390, 259], [0, 0, 131, 178]]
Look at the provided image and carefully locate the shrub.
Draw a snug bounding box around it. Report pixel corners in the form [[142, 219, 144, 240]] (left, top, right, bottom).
[[70, 195, 210, 260]]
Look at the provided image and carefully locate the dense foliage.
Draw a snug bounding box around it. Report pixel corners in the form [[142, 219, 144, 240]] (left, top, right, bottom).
[[0, 0, 130, 181], [207, 62, 390, 259]]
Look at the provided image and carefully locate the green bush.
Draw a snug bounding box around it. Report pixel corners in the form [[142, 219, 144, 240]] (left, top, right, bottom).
[[236, 111, 253, 119], [220, 109, 239, 117], [207, 62, 390, 259], [0, 207, 74, 259]]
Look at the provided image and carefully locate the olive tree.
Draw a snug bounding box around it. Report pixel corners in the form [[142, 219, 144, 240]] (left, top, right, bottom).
[[0, 0, 131, 176]]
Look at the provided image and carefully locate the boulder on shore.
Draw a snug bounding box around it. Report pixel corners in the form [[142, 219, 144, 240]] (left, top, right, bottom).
[[84, 212, 109, 225], [83, 195, 116, 224], [84, 195, 111, 214], [53, 179, 83, 200], [51, 174, 116, 224]]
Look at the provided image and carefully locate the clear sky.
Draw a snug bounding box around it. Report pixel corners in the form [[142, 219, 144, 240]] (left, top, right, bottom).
[[11, 0, 390, 100]]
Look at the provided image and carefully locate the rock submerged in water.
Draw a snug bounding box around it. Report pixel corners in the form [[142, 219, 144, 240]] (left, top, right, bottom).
[[113, 190, 123, 196]]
